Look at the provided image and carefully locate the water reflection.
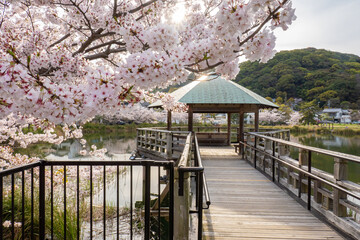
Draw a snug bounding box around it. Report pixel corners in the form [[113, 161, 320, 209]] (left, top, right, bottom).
[[46, 134, 136, 159], [290, 133, 360, 183], [45, 131, 163, 211]]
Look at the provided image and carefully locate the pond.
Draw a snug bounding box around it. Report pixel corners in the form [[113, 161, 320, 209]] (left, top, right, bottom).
[[290, 133, 360, 184], [38, 129, 360, 185], [10, 129, 360, 238]]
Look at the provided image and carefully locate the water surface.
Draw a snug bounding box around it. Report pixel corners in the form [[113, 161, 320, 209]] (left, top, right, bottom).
[[290, 133, 360, 184]]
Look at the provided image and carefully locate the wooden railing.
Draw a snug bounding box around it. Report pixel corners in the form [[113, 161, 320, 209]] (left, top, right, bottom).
[[158, 126, 276, 133], [155, 126, 278, 144], [136, 128, 189, 160], [242, 131, 360, 239], [136, 128, 211, 239]]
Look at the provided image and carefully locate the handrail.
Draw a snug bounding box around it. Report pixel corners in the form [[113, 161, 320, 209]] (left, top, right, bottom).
[[242, 131, 360, 238], [155, 126, 279, 132], [0, 161, 41, 177], [241, 140, 360, 200], [194, 134, 211, 207], [137, 127, 189, 134], [175, 132, 211, 240], [0, 158, 175, 240], [255, 129, 290, 135], [249, 132, 360, 164], [177, 133, 192, 168], [136, 127, 211, 239]]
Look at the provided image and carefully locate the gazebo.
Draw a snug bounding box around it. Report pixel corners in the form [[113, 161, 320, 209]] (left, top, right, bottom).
[[149, 73, 278, 145]]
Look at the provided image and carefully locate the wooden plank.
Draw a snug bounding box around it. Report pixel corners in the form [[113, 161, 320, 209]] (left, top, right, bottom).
[[200, 146, 344, 240]]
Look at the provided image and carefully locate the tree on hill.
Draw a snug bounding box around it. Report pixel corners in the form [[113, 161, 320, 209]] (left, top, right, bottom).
[[235, 48, 360, 109], [300, 100, 320, 125]]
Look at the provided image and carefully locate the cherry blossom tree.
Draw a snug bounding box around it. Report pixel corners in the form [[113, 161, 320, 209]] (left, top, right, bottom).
[[259, 109, 285, 125], [286, 111, 302, 126], [104, 103, 164, 123], [259, 109, 302, 125], [0, 0, 295, 124], [0, 0, 296, 165]]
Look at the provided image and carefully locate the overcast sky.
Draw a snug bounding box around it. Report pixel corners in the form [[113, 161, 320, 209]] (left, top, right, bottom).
[[274, 0, 360, 56]]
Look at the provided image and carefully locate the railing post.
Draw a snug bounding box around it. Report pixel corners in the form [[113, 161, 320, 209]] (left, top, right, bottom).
[[272, 141, 276, 182], [174, 169, 190, 239], [277, 143, 287, 182], [145, 130, 148, 148], [278, 143, 287, 156], [198, 171, 204, 240], [264, 139, 271, 171], [174, 133, 192, 240], [155, 131, 159, 152], [136, 129, 139, 148], [166, 132, 173, 159], [143, 161, 151, 240], [247, 135, 251, 161], [0, 174, 3, 240], [253, 136, 257, 168], [313, 180, 322, 204], [307, 151, 312, 210], [333, 158, 347, 217], [39, 161, 46, 240], [169, 162, 175, 239], [298, 149, 309, 197]]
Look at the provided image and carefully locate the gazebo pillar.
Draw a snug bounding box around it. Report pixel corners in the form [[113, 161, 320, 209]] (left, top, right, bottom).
[[167, 111, 172, 130], [254, 109, 259, 132], [239, 112, 244, 143], [188, 105, 193, 132], [227, 113, 232, 145]]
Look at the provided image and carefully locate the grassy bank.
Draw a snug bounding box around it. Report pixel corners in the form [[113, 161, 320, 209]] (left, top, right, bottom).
[[262, 124, 360, 136], [83, 122, 360, 136], [82, 122, 167, 134]]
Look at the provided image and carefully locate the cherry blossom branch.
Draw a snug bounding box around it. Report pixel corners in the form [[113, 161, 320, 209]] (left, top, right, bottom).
[[84, 39, 125, 53], [185, 61, 224, 73], [238, 0, 289, 48], [72, 29, 117, 56], [0, 1, 8, 29], [69, 0, 93, 33], [48, 33, 71, 48], [115, 0, 158, 17], [113, 0, 117, 17], [84, 47, 127, 60]]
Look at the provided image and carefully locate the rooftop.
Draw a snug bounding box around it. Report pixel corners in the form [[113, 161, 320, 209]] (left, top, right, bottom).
[[149, 73, 277, 108]]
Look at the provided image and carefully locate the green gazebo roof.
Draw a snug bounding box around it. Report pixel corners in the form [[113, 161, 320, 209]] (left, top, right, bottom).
[[149, 73, 278, 108]]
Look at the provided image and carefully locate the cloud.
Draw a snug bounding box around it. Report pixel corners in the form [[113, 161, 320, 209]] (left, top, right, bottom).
[[274, 0, 360, 56]]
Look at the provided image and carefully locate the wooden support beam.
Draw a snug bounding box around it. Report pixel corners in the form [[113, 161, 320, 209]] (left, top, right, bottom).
[[239, 112, 244, 142], [254, 109, 259, 132], [227, 113, 231, 145], [239, 112, 244, 155], [167, 110, 172, 130], [188, 105, 193, 132]]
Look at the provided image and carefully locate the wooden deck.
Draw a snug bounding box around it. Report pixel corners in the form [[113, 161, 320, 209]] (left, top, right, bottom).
[[200, 146, 344, 240]]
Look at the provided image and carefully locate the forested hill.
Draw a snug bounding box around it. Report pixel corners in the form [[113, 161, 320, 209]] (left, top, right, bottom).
[[234, 48, 360, 109]]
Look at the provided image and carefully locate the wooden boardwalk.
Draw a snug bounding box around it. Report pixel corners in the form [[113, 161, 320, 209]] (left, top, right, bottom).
[[201, 146, 344, 240]]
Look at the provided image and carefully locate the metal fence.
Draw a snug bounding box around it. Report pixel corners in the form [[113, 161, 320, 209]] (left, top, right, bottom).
[[0, 160, 174, 240]]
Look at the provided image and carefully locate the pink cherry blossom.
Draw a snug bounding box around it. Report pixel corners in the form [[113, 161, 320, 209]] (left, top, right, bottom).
[[0, 0, 295, 167]]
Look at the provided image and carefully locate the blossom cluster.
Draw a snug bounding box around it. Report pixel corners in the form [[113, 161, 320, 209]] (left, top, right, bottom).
[[103, 103, 190, 124], [259, 109, 302, 125], [0, 0, 295, 125], [2, 220, 21, 228], [0, 0, 295, 167]]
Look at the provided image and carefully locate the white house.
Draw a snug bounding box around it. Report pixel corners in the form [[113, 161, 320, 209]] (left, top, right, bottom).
[[321, 108, 351, 123]]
